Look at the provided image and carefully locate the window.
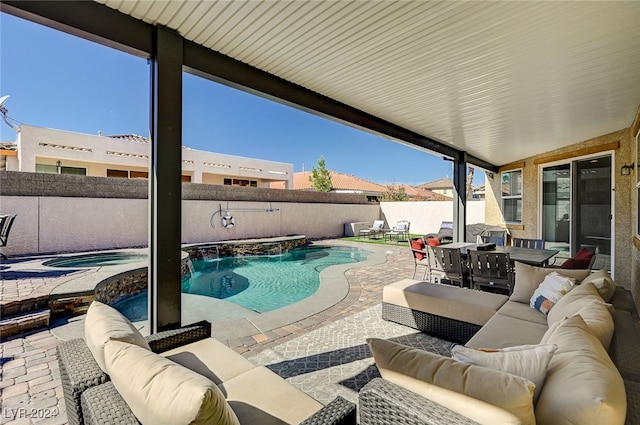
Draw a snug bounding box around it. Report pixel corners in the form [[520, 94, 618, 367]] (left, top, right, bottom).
[[36, 163, 86, 175], [107, 169, 129, 178], [131, 171, 149, 179], [224, 178, 257, 187], [501, 169, 522, 224]]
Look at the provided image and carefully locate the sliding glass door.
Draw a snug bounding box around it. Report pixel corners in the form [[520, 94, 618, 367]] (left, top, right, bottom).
[[541, 155, 612, 271], [573, 156, 612, 256]]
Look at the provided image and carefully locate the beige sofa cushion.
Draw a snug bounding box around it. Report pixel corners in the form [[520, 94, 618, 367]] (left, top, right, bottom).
[[536, 315, 626, 425], [466, 312, 548, 349], [576, 299, 615, 350], [451, 343, 557, 402], [582, 269, 616, 302], [105, 340, 240, 425], [547, 282, 603, 326], [496, 301, 548, 326], [219, 366, 323, 425], [383, 280, 508, 326], [510, 263, 590, 304], [368, 338, 535, 425], [161, 338, 257, 385], [84, 301, 151, 372]]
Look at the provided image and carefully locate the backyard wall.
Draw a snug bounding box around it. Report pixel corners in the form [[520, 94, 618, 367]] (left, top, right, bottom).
[[0, 172, 379, 256], [379, 200, 485, 235], [0, 172, 485, 256]]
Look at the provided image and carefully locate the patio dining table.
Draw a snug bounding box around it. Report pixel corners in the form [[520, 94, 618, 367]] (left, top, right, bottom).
[[443, 242, 559, 267]]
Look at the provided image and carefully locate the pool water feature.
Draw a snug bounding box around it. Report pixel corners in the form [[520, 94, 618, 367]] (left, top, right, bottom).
[[113, 246, 369, 321]]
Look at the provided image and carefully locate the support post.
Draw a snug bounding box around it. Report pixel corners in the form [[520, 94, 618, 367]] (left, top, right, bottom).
[[149, 27, 183, 333], [453, 152, 467, 243]]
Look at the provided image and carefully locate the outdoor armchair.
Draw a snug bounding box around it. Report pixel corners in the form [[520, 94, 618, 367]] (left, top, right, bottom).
[[385, 220, 410, 242], [58, 320, 212, 425], [359, 220, 385, 239]]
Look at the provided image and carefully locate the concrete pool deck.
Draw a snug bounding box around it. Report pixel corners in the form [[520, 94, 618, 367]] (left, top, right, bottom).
[[0, 239, 420, 425]]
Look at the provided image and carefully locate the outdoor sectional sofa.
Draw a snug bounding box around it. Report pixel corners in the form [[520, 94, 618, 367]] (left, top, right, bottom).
[[57, 301, 356, 425], [363, 264, 640, 425]]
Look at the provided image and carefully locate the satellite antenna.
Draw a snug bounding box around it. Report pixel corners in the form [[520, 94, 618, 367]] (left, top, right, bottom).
[[0, 95, 20, 131]]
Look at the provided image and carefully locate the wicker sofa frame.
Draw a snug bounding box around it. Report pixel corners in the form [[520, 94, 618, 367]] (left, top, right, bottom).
[[58, 320, 356, 425], [382, 302, 480, 344], [366, 288, 640, 425]]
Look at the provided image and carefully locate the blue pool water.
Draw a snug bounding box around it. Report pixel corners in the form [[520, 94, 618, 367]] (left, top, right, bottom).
[[113, 246, 369, 321]]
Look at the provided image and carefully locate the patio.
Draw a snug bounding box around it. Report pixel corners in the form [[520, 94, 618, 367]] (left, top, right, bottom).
[[0, 240, 447, 425]]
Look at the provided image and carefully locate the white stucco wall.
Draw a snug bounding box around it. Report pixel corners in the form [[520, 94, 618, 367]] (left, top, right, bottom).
[[380, 200, 485, 235], [1, 196, 380, 255]]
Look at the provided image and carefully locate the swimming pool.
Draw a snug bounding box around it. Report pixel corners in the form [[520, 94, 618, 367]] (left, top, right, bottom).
[[113, 246, 369, 321], [43, 252, 147, 268]]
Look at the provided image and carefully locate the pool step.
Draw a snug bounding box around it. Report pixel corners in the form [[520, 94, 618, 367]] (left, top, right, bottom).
[[0, 309, 51, 339], [0, 292, 94, 338]]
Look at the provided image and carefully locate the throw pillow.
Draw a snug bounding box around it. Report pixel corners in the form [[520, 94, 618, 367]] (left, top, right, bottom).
[[367, 338, 535, 425], [410, 238, 426, 259], [575, 299, 615, 350], [582, 269, 616, 302], [530, 272, 577, 315], [535, 315, 626, 425], [84, 300, 151, 373], [105, 340, 240, 425], [510, 262, 590, 304], [451, 343, 557, 402], [427, 237, 441, 247], [560, 248, 595, 269], [546, 282, 603, 326]]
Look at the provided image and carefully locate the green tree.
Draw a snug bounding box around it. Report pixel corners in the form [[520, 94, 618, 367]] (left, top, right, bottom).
[[381, 184, 409, 201], [309, 156, 332, 192]]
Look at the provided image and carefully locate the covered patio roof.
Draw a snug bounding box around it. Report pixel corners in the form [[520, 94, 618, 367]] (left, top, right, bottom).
[[4, 1, 639, 169], [100, 1, 640, 167]]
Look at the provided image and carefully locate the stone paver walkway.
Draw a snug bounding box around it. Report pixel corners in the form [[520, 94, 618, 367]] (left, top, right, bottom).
[[0, 242, 418, 425]]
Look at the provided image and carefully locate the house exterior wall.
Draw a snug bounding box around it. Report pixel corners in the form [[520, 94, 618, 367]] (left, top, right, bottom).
[[485, 124, 639, 309], [15, 125, 293, 188], [631, 106, 640, 307]]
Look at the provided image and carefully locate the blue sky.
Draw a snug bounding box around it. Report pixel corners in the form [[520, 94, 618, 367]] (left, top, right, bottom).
[[1, 12, 481, 186]]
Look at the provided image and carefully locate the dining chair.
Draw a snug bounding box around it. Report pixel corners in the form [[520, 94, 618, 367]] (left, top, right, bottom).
[[468, 250, 514, 295], [410, 238, 430, 279], [512, 237, 545, 250], [479, 234, 506, 246], [429, 246, 468, 288]]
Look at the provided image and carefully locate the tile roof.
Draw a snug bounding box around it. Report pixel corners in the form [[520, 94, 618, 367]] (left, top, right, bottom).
[[388, 184, 452, 201], [0, 142, 17, 151], [291, 170, 387, 193], [106, 134, 150, 144], [417, 177, 453, 189]]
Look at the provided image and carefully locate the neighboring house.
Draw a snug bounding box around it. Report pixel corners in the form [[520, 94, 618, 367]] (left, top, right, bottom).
[[471, 185, 485, 200], [417, 177, 484, 200], [271, 170, 388, 201], [417, 178, 454, 198], [4, 125, 293, 188], [386, 183, 452, 201]]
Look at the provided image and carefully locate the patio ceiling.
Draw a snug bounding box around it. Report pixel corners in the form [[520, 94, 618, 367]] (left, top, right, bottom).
[[95, 0, 640, 167]]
